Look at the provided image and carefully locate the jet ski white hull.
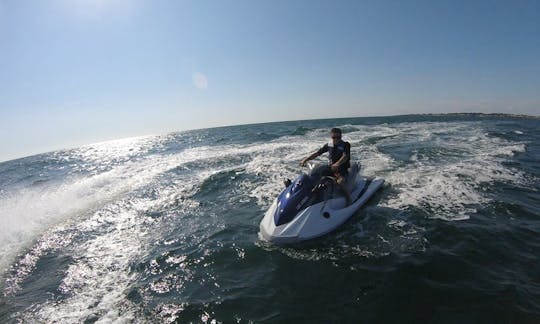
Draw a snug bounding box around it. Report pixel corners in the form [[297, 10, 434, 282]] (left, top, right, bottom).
[[259, 176, 384, 244]]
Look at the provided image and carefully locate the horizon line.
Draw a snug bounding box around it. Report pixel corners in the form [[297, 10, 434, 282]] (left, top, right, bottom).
[[1, 111, 538, 164]]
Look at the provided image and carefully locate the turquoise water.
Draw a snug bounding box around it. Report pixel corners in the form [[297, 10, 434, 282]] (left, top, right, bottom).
[[0, 114, 539, 322]]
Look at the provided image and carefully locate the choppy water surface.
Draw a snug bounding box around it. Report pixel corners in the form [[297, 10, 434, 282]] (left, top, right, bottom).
[[0, 115, 539, 322]]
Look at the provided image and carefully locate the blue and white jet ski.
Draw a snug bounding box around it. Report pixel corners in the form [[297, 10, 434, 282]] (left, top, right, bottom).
[[259, 163, 384, 244]]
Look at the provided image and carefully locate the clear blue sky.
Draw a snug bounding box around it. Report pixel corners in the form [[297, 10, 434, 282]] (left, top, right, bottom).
[[1, 0, 539, 161]]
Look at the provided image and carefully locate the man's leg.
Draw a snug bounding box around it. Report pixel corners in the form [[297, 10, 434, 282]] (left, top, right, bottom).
[[336, 175, 352, 206]]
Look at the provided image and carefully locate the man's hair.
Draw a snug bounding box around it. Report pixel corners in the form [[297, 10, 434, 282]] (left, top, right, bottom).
[[331, 127, 342, 138]]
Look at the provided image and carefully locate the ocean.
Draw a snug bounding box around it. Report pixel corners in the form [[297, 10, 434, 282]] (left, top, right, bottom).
[[0, 114, 539, 323]]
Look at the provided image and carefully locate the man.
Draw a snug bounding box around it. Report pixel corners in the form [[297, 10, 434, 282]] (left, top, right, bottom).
[[300, 127, 353, 205]]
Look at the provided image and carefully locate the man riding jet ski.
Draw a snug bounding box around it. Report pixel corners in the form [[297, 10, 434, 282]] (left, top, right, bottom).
[[259, 128, 384, 244], [300, 127, 353, 205]]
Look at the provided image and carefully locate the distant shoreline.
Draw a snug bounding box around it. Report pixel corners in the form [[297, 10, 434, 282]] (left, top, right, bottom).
[[414, 112, 540, 120]]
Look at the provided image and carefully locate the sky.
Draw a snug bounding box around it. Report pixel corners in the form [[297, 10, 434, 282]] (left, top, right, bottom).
[[0, 0, 539, 162]]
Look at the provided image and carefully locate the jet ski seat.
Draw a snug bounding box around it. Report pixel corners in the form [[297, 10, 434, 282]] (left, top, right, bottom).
[[345, 163, 360, 193]]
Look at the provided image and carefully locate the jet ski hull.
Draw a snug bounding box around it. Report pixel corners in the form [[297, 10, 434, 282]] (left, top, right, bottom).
[[259, 175, 384, 244]]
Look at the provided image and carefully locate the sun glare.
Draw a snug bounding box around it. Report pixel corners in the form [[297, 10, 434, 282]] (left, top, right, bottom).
[[192, 72, 209, 90]]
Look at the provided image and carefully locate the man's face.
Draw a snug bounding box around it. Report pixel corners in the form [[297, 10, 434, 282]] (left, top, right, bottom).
[[331, 132, 340, 144]]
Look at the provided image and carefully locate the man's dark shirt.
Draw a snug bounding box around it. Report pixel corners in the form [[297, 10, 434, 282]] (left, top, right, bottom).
[[317, 140, 351, 175]]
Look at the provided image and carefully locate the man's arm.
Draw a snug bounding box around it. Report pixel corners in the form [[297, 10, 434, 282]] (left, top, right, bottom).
[[300, 144, 328, 167], [300, 151, 321, 167]]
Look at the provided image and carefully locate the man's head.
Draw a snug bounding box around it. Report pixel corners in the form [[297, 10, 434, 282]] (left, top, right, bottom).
[[330, 128, 342, 143]]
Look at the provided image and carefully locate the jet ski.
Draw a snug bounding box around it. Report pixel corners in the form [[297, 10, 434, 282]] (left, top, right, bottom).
[[259, 163, 384, 244]]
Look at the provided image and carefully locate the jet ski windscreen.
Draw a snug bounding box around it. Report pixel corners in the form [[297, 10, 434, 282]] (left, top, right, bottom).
[[274, 174, 314, 226]]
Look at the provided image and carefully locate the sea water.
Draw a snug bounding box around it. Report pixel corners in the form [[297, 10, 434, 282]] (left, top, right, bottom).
[[0, 114, 539, 322]]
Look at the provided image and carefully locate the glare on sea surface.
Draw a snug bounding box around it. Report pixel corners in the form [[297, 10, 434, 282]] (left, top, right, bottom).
[[66, 135, 159, 167]]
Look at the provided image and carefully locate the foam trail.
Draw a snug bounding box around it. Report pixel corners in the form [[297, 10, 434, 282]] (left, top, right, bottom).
[[30, 205, 148, 322], [2, 136, 329, 319], [0, 144, 207, 275], [14, 156, 272, 322], [10, 169, 218, 322], [370, 122, 528, 220]]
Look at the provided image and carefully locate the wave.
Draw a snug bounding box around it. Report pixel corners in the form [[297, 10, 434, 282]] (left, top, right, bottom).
[[290, 126, 313, 136]]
